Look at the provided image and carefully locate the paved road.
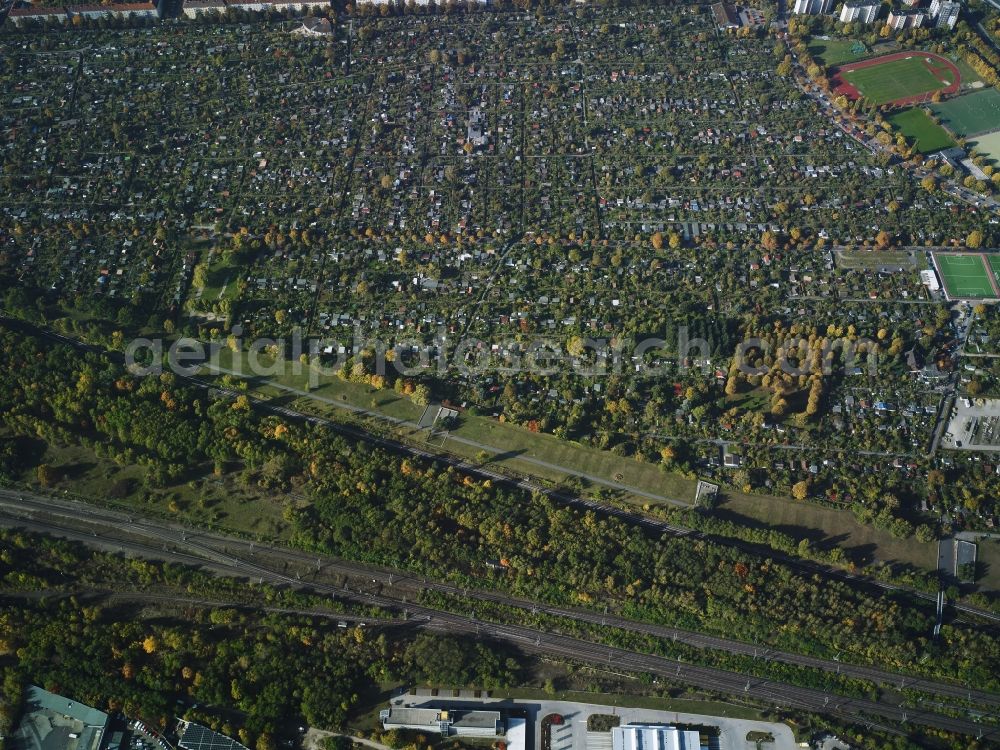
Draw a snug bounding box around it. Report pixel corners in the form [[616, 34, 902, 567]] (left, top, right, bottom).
[[391, 696, 798, 750], [940, 397, 1000, 452], [929, 391, 956, 458], [2, 489, 1000, 739], [303, 728, 390, 750]]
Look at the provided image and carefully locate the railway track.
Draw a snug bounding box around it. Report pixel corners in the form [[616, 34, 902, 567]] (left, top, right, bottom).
[[2, 490, 998, 741]]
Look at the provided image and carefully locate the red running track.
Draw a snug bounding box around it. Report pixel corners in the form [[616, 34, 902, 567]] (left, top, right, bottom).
[[829, 51, 961, 107]]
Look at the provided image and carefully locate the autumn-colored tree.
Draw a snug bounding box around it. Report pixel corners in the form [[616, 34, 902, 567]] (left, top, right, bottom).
[[36, 464, 59, 487], [761, 230, 779, 251], [411, 384, 431, 406]]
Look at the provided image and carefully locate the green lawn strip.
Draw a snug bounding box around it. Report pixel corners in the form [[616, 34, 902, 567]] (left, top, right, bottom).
[[976, 537, 1000, 594], [447, 416, 697, 501], [25, 441, 291, 539], [200, 256, 243, 303], [887, 108, 956, 154], [201, 351, 938, 576], [954, 57, 984, 85], [205, 348, 698, 504], [836, 249, 916, 269], [807, 38, 867, 67], [714, 493, 937, 571], [185, 251, 246, 310], [210, 344, 948, 575]]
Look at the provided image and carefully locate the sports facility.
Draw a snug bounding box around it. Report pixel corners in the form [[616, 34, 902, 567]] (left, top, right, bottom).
[[932, 252, 1000, 300], [887, 108, 955, 153], [832, 52, 960, 107], [931, 89, 1000, 137], [968, 130, 1000, 164], [807, 37, 868, 66], [990, 255, 1000, 285]]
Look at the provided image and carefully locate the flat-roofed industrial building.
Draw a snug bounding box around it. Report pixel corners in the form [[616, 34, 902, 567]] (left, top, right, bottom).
[[379, 708, 503, 738], [611, 724, 704, 750]]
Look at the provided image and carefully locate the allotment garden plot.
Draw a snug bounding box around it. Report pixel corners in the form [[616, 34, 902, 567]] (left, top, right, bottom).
[[0, 8, 992, 474]]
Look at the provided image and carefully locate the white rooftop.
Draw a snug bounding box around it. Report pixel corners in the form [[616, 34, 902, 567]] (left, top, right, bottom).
[[505, 718, 526, 750], [611, 724, 703, 750]]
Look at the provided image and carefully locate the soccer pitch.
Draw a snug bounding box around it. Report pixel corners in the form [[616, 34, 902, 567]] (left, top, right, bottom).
[[887, 108, 955, 154], [931, 89, 1000, 137], [934, 253, 999, 299], [842, 56, 955, 104], [990, 255, 1000, 287]]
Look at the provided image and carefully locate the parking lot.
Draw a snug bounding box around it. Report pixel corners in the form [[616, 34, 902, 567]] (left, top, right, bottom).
[[943, 398, 1000, 451]]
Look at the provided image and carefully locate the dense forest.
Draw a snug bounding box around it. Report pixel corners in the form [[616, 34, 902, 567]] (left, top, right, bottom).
[[0, 529, 523, 750], [0, 323, 998, 692]]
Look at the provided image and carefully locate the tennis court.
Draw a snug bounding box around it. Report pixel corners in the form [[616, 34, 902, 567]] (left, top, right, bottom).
[[931, 89, 1000, 136], [934, 253, 999, 299]]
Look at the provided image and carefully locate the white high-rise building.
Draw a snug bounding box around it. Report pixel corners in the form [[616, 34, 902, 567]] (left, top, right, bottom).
[[929, 0, 960, 28], [839, 0, 880, 23], [793, 0, 833, 14]]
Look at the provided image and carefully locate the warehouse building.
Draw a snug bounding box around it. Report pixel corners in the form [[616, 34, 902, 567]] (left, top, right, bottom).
[[611, 724, 704, 750]]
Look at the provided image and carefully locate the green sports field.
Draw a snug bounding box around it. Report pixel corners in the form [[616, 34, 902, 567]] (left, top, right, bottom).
[[931, 89, 1000, 137], [934, 253, 998, 299], [807, 38, 867, 67], [968, 130, 1000, 164], [990, 255, 1000, 286], [887, 108, 955, 154], [842, 56, 955, 105]]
